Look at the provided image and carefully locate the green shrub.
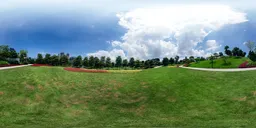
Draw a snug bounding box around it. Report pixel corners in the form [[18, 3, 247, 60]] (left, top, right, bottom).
[[0, 61, 9, 65], [247, 62, 256, 67]]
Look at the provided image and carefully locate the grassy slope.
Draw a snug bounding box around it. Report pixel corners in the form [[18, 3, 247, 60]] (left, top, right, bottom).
[[0, 66, 256, 127], [189, 57, 249, 68]]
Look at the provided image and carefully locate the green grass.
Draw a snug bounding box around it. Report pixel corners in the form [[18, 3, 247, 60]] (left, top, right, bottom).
[[189, 57, 250, 68], [1, 66, 256, 127]]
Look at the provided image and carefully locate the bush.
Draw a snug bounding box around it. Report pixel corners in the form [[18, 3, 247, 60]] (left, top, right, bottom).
[[238, 61, 248, 68], [0, 61, 8, 65], [8, 60, 19, 64], [247, 62, 256, 68]]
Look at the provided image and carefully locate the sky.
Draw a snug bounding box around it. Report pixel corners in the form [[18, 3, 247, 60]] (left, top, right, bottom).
[[0, 0, 256, 60]]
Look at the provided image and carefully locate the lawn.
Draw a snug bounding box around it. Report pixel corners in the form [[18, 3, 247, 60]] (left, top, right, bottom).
[[1, 66, 256, 127], [189, 57, 249, 68]]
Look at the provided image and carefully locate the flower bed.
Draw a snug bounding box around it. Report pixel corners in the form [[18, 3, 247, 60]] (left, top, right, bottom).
[[238, 61, 256, 68], [64, 67, 108, 73], [0, 64, 25, 67], [238, 61, 248, 68], [32, 64, 52, 67]]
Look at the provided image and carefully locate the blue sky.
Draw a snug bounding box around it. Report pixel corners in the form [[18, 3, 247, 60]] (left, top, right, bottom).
[[0, 0, 255, 59]]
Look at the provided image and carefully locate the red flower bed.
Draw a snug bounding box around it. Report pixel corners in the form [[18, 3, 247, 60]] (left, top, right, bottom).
[[32, 64, 52, 67], [64, 67, 108, 73], [0, 64, 25, 67], [238, 61, 248, 68]]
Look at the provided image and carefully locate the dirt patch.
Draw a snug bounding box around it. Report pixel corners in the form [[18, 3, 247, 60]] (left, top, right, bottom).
[[120, 105, 146, 116], [0, 91, 4, 95], [25, 85, 35, 91], [38, 85, 44, 91], [233, 96, 247, 101], [167, 97, 177, 102], [252, 91, 256, 96]]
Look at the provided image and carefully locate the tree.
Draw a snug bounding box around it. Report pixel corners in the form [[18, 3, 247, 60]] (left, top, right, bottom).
[[169, 57, 175, 65], [94, 57, 100, 68], [175, 56, 179, 64], [44, 54, 51, 64], [244, 41, 255, 51], [162, 57, 169, 66], [232, 47, 240, 56], [0, 45, 10, 60], [219, 52, 224, 57], [248, 51, 256, 62], [144, 60, 150, 69], [123, 59, 128, 67], [189, 56, 195, 62], [73, 56, 82, 68], [106, 57, 112, 67], [135, 60, 141, 68], [224, 45, 232, 56], [129, 57, 135, 67], [27, 57, 35, 64], [36, 53, 44, 64], [100, 56, 106, 68], [115, 56, 122, 67], [89, 56, 95, 68], [83, 57, 89, 68], [19, 50, 28, 64], [59, 53, 69, 66], [9, 48, 18, 58], [213, 53, 219, 58], [51, 55, 59, 66]]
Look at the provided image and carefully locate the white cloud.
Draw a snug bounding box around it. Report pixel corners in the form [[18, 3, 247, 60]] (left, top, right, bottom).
[[89, 5, 247, 60], [87, 49, 125, 61], [206, 40, 221, 51]]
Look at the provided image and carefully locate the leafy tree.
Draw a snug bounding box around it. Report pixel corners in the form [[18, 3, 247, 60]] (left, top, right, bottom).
[[106, 57, 112, 67], [224, 45, 232, 56], [115, 56, 122, 67], [59, 53, 69, 66], [189, 56, 195, 62], [175, 56, 179, 64], [9, 48, 18, 58], [213, 53, 219, 58], [129, 57, 135, 67], [36, 53, 44, 64], [219, 52, 224, 57], [200, 57, 206, 61], [44, 54, 51, 64], [141, 61, 145, 68], [89, 56, 95, 68], [19, 50, 28, 64], [83, 57, 89, 67], [123, 59, 128, 67], [184, 57, 190, 64], [162, 57, 169, 66], [144, 60, 150, 69], [232, 47, 240, 56], [135, 60, 141, 68], [0, 45, 10, 60], [100, 56, 106, 68], [248, 51, 256, 62], [27, 57, 35, 64], [73, 56, 82, 68], [169, 57, 175, 64], [111, 62, 115, 67], [50, 55, 59, 66], [94, 57, 100, 68]]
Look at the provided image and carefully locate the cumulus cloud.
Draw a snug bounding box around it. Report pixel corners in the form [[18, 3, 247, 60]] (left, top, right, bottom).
[[88, 5, 248, 60], [206, 40, 221, 51], [87, 49, 125, 61]]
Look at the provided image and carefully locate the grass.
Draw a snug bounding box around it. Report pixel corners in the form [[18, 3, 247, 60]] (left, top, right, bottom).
[[1, 66, 256, 127], [189, 57, 250, 68]]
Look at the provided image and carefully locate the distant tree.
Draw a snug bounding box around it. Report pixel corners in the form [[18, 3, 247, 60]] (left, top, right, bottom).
[[200, 57, 206, 61], [83, 57, 89, 67], [59, 53, 69, 66], [189, 56, 195, 62], [248, 51, 256, 62], [19, 50, 28, 64], [162, 57, 169, 66], [244, 40, 255, 51], [50, 55, 59, 66], [69, 57, 76, 66], [0, 45, 10, 60], [219, 52, 224, 57], [94, 57, 100, 68], [89, 56, 95, 68], [141, 61, 145, 68], [195, 57, 201, 63], [224, 45, 232, 56], [135, 60, 141, 68], [111, 62, 115, 67], [115, 56, 122, 67], [232, 47, 240, 56], [36, 53, 44, 64], [100, 56, 106, 68], [73, 56, 82, 68], [184, 57, 189, 64], [149, 59, 155, 68], [44, 54, 51, 64], [9, 48, 18, 58], [213, 53, 219, 58], [123, 59, 128, 67], [169, 57, 175, 64], [144, 60, 150, 69], [106, 57, 112, 67], [27, 57, 35, 64], [129, 57, 135, 67], [175, 56, 179, 64]]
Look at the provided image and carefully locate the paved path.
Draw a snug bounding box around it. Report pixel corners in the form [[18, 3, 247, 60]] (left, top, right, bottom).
[[0, 64, 32, 70], [181, 66, 256, 72]]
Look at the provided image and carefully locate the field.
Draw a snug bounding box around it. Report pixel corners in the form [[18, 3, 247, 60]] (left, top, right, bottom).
[[1, 66, 256, 127], [189, 57, 249, 68]]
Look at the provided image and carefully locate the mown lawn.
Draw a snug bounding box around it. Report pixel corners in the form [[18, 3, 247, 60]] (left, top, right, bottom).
[[0, 66, 256, 127], [189, 57, 249, 68]]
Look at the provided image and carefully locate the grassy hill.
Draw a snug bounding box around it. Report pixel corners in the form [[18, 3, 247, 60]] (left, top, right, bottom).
[[1, 66, 256, 127], [189, 57, 250, 68]]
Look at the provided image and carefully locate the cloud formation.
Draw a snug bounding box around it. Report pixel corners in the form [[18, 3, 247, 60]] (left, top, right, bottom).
[[88, 5, 247, 60]]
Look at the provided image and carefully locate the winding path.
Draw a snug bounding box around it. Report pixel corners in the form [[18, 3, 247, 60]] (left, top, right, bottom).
[[0, 64, 32, 70], [181, 66, 256, 72]]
